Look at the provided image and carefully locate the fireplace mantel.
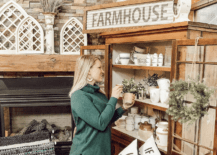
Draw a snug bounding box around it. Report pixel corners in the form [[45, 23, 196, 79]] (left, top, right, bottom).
[[0, 55, 80, 72]]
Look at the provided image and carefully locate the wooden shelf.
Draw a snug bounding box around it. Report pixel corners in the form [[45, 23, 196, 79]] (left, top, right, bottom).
[[135, 99, 169, 111], [119, 97, 169, 111], [113, 64, 171, 72], [112, 126, 167, 154]]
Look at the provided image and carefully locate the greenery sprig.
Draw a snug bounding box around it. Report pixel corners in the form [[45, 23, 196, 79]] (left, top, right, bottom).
[[122, 78, 138, 94], [166, 77, 215, 124]]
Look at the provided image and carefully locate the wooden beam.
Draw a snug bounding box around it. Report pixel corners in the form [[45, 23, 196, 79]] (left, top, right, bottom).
[[177, 38, 217, 46], [106, 31, 187, 44], [191, 0, 217, 11], [0, 55, 80, 72], [100, 22, 189, 37], [176, 61, 217, 65], [80, 45, 106, 50]]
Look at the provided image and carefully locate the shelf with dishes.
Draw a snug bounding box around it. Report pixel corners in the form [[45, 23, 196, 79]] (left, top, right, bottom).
[[112, 126, 167, 154], [112, 64, 171, 72]]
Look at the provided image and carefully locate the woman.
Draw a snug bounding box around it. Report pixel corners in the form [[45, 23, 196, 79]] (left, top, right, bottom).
[[69, 55, 134, 155]]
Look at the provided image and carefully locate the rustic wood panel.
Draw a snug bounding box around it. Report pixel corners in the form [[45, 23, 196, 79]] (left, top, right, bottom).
[[202, 32, 217, 39], [106, 31, 187, 44], [199, 108, 216, 154], [0, 55, 80, 72]]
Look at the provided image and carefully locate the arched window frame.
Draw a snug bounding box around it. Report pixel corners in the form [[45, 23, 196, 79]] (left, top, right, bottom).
[[16, 15, 44, 54], [60, 17, 87, 55], [0, 0, 28, 54]]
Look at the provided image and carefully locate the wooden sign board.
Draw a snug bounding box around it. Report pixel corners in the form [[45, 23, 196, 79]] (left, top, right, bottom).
[[83, 0, 174, 33]]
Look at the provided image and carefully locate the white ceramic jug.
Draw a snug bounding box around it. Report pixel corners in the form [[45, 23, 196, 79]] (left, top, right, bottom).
[[157, 78, 170, 90], [156, 121, 168, 147], [150, 88, 160, 103], [160, 89, 170, 104]]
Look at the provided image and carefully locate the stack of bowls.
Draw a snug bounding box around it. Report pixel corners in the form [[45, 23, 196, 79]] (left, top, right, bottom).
[[115, 115, 127, 129], [125, 114, 134, 131]]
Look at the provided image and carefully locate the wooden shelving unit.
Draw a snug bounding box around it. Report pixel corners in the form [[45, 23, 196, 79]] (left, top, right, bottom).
[[112, 64, 171, 72], [82, 3, 217, 153]]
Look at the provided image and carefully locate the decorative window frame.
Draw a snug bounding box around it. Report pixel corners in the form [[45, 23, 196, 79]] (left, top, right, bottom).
[[16, 15, 44, 54], [60, 17, 87, 55], [0, 0, 28, 54]]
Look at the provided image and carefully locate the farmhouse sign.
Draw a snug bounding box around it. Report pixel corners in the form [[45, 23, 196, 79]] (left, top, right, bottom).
[[84, 0, 174, 33]]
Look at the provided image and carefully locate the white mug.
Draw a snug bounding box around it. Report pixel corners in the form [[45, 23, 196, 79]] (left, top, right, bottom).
[[150, 88, 160, 103], [160, 89, 170, 104], [157, 78, 170, 90], [115, 53, 130, 65]]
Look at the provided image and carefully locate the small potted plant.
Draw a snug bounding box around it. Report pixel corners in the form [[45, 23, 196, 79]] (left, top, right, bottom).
[[122, 78, 137, 107]]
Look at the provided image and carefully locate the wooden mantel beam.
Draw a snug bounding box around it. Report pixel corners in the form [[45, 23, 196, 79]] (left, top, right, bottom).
[[0, 55, 80, 72]]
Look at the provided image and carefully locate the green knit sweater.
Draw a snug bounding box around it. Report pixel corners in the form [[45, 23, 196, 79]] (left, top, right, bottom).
[[70, 84, 125, 155]]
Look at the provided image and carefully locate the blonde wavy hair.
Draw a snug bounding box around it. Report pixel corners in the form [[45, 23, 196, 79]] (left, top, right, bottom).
[[69, 55, 104, 97]]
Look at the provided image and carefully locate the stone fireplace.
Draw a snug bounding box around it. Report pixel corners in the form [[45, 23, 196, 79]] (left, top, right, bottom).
[[0, 76, 75, 154]]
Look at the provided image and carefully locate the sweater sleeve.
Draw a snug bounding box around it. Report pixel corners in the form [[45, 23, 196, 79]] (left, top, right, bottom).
[[71, 90, 117, 131], [110, 107, 126, 124]]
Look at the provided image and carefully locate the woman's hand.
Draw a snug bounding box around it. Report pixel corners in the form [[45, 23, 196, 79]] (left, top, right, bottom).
[[111, 85, 123, 99]]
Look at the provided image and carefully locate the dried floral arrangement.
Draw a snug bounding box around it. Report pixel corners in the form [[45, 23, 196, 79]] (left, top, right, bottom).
[[166, 77, 215, 124], [39, 0, 63, 13], [143, 73, 164, 86]]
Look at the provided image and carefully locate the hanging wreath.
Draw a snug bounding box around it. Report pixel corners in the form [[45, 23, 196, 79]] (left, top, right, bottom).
[[166, 78, 215, 124]]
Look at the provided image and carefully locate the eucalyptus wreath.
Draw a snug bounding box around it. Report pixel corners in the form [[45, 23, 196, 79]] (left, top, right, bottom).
[[166, 78, 215, 124]]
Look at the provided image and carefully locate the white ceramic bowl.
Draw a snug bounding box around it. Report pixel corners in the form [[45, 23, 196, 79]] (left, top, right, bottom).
[[119, 53, 130, 65]]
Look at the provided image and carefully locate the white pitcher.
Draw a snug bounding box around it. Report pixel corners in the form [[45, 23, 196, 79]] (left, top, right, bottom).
[[150, 88, 160, 103], [157, 78, 170, 90], [160, 89, 170, 104]]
